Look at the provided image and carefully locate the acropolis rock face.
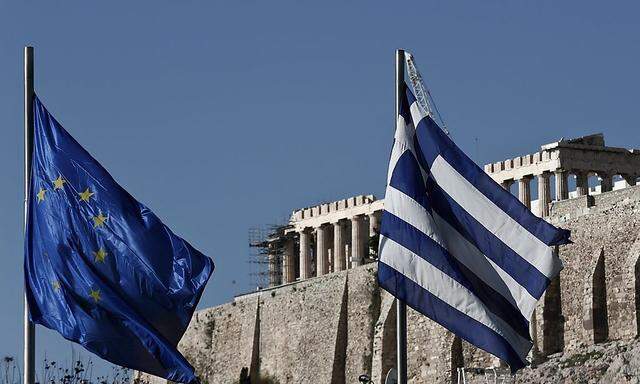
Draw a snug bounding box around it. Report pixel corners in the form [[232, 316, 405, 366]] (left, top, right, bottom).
[[138, 134, 640, 384]]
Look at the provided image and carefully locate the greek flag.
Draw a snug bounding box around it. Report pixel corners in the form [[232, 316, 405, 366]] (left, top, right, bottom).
[[378, 84, 571, 370]]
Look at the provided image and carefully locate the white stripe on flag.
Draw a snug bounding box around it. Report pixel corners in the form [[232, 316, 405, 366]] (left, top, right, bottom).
[[379, 235, 532, 358], [410, 101, 427, 127], [431, 212, 538, 318], [384, 184, 444, 246], [384, 185, 537, 317], [430, 155, 560, 278]]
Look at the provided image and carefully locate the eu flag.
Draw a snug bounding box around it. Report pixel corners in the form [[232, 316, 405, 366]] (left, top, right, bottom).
[[24, 96, 214, 384]]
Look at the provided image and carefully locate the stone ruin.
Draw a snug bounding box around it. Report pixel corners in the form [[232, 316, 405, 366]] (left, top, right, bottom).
[[138, 133, 640, 384]]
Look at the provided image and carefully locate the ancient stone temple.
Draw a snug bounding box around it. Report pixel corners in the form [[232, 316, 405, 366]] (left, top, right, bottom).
[[261, 195, 383, 287], [138, 133, 640, 384], [484, 133, 640, 216]]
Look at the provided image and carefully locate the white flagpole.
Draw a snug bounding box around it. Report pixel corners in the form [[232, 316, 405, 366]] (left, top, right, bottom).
[[395, 48, 408, 384], [24, 45, 35, 384]]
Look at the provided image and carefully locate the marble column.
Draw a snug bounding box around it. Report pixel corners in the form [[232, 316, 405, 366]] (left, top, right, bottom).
[[299, 229, 311, 279], [598, 173, 613, 193], [316, 225, 329, 276], [501, 179, 514, 191], [363, 216, 370, 260], [368, 211, 381, 258], [518, 176, 532, 209], [554, 170, 569, 201], [537, 172, 551, 217], [283, 236, 295, 283], [575, 171, 589, 197], [333, 221, 347, 272], [351, 215, 364, 267], [369, 211, 380, 236]]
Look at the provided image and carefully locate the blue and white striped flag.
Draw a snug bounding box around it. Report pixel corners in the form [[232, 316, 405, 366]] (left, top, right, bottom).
[[378, 84, 571, 370]]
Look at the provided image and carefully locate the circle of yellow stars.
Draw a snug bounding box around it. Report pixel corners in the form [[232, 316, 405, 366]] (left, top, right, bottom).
[[38, 174, 108, 303]]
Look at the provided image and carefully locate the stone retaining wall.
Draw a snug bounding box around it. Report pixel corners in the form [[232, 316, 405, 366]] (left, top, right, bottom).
[[139, 185, 640, 384]]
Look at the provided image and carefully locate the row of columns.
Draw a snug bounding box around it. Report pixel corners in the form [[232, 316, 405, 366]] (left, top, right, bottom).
[[501, 170, 637, 218], [280, 212, 380, 284]]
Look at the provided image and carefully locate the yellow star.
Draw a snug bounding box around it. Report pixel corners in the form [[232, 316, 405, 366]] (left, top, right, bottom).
[[36, 188, 46, 203], [52, 280, 61, 291], [92, 212, 108, 228], [93, 247, 108, 263], [88, 288, 101, 303], [52, 175, 66, 190], [79, 188, 94, 202]]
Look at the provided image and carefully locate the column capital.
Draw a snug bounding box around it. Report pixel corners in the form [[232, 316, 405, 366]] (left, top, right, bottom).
[[500, 179, 515, 190], [572, 169, 590, 177], [536, 170, 552, 177], [596, 171, 616, 180], [298, 226, 312, 234]]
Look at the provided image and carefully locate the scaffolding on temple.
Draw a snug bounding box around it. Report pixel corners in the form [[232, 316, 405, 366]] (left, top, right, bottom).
[[248, 223, 290, 290]]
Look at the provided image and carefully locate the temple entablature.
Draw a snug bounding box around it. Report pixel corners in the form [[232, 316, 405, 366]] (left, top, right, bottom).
[[484, 133, 640, 217], [484, 133, 640, 185], [288, 194, 384, 232]]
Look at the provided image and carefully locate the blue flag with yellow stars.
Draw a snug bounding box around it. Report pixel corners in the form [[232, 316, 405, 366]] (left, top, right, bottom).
[[24, 96, 214, 384]]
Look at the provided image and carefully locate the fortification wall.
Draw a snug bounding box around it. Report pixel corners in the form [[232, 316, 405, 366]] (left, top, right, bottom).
[[175, 265, 383, 384], [536, 186, 640, 354], [171, 268, 501, 384], [140, 185, 640, 384]]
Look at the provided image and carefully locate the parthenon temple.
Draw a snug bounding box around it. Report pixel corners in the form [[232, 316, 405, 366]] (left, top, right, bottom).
[[259, 133, 640, 287]]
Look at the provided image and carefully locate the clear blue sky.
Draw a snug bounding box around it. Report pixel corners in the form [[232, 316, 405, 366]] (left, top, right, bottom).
[[1, 0, 639, 377]]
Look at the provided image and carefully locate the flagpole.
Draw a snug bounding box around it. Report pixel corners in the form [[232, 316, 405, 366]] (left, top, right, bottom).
[[24, 45, 35, 384], [395, 48, 408, 384]]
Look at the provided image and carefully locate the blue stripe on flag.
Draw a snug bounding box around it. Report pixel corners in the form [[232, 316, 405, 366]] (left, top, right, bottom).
[[425, 179, 550, 298], [399, 83, 412, 123], [380, 211, 531, 340], [378, 261, 527, 371], [389, 151, 431, 212]]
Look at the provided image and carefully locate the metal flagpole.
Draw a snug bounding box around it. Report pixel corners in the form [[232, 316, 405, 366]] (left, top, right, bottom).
[[395, 48, 408, 384], [24, 45, 35, 384]]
